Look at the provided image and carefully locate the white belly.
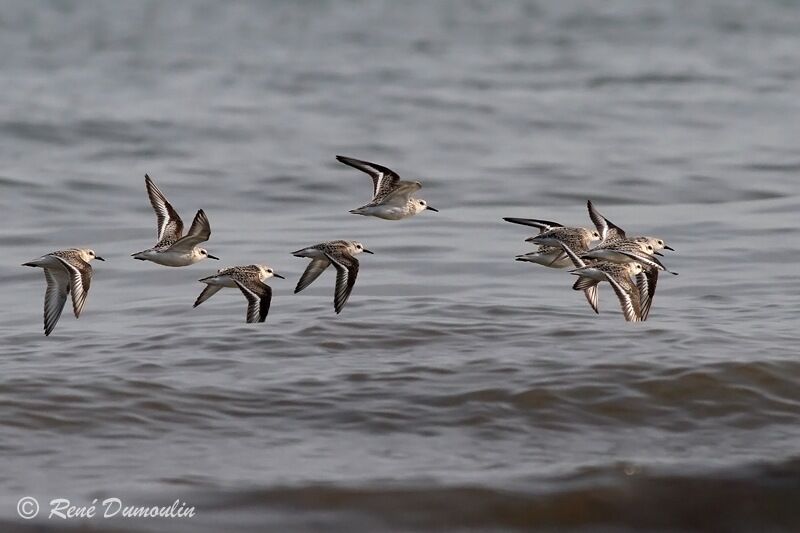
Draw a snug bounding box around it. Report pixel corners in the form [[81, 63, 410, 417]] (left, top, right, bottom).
[[351, 205, 411, 220], [135, 249, 198, 267], [516, 252, 571, 269], [204, 275, 239, 288]]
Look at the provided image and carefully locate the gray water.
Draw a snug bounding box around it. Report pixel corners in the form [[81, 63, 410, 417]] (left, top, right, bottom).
[[1, 1, 800, 531]]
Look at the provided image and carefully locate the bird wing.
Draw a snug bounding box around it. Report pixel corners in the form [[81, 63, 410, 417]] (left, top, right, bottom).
[[234, 279, 272, 323], [502, 217, 564, 232], [145, 174, 184, 245], [167, 210, 211, 252], [557, 241, 587, 269], [324, 251, 359, 314], [294, 258, 331, 294], [42, 266, 70, 336], [376, 180, 422, 206], [584, 285, 599, 314], [636, 268, 659, 321], [603, 273, 640, 322], [587, 200, 626, 242], [336, 155, 402, 201], [52, 255, 92, 319], [193, 284, 222, 308]]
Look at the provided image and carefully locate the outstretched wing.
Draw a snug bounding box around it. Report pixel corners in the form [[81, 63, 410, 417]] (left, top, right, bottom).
[[193, 284, 222, 308], [557, 241, 587, 269], [324, 251, 359, 314], [336, 155, 401, 201], [502, 217, 564, 232], [636, 268, 659, 321], [167, 210, 211, 252], [603, 273, 640, 322], [234, 279, 272, 323], [294, 259, 330, 294], [377, 180, 422, 206], [145, 174, 184, 245], [52, 255, 92, 319], [42, 267, 70, 336], [587, 200, 625, 242], [570, 274, 600, 314]]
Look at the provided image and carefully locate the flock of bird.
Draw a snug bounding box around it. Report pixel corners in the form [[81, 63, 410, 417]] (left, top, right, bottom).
[[23, 156, 437, 335], [504, 200, 678, 322], [22, 155, 676, 336]]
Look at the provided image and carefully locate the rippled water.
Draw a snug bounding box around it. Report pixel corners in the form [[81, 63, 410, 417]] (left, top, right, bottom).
[[2, 1, 800, 531]]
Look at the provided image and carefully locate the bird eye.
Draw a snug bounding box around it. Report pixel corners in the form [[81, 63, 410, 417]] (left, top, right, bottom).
[[267, 269, 273, 273]]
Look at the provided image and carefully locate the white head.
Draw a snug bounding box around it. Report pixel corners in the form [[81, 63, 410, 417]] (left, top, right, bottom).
[[349, 241, 374, 255], [584, 228, 601, 241], [634, 241, 656, 255], [627, 262, 645, 275], [638, 236, 673, 252], [79, 249, 105, 262], [410, 198, 439, 214], [194, 248, 220, 261], [258, 265, 285, 280]]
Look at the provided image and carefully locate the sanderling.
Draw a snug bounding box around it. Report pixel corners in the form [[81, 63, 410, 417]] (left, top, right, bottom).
[[22, 248, 104, 336], [292, 240, 373, 314], [554, 241, 602, 314], [571, 261, 644, 322], [525, 226, 601, 260], [194, 265, 284, 323], [132, 174, 219, 266], [587, 200, 674, 255], [336, 156, 438, 220], [503, 218, 576, 268], [633, 236, 674, 253], [581, 240, 678, 275]]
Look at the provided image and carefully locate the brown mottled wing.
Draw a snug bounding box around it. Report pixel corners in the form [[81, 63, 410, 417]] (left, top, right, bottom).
[[324, 251, 359, 314], [145, 174, 184, 246]]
